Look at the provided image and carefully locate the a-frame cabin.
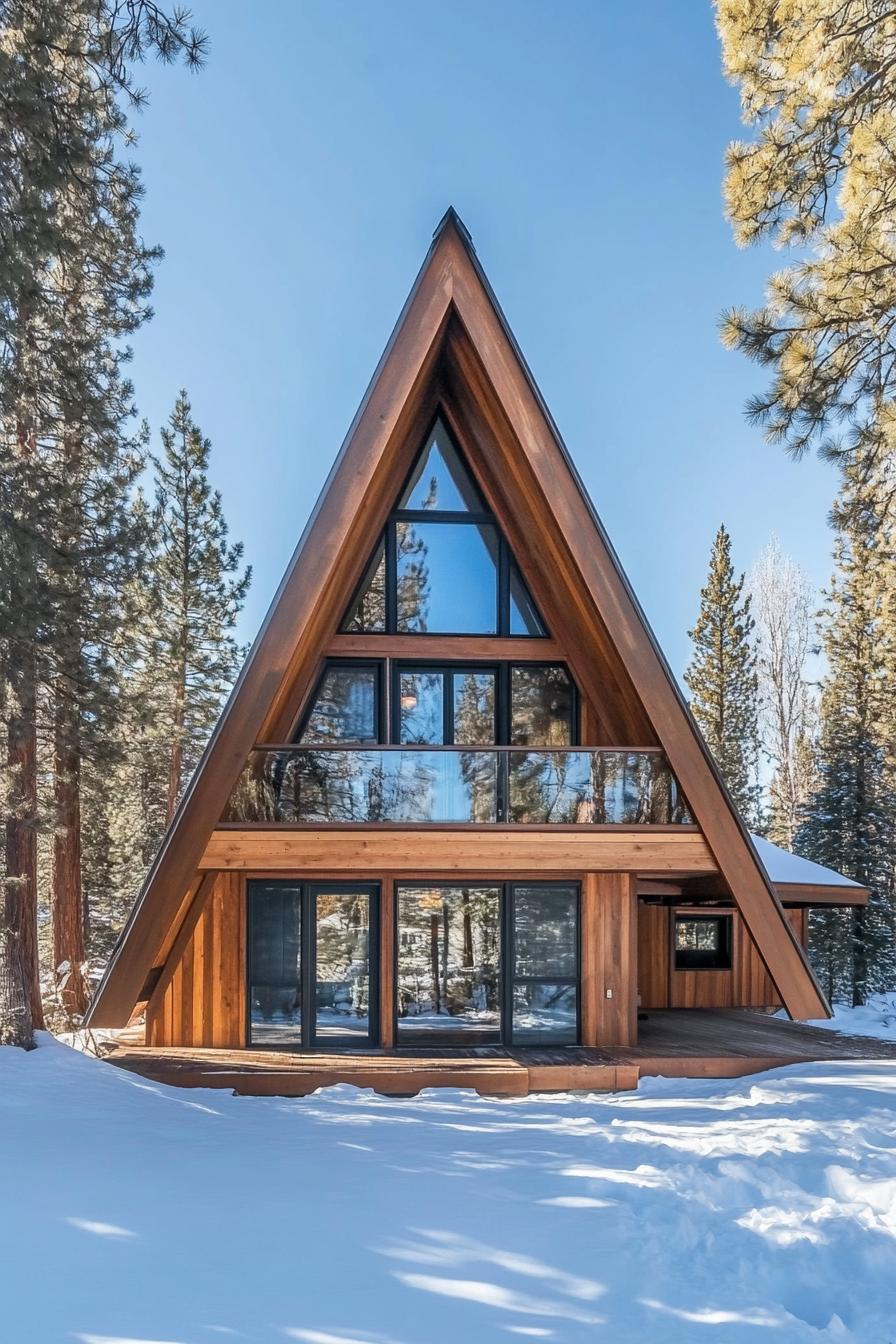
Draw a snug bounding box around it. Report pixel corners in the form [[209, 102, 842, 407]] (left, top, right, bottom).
[[90, 211, 868, 1096]]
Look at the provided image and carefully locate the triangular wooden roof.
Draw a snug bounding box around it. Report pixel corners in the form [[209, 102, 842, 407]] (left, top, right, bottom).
[[87, 209, 829, 1026]]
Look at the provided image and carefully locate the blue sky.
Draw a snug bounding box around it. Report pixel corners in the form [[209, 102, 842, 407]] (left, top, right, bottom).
[[129, 1, 839, 679]]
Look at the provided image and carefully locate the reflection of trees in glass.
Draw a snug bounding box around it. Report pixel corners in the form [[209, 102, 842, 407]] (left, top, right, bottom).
[[315, 892, 369, 1019], [397, 885, 500, 1033], [509, 752, 589, 823], [222, 744, 690, 827], [454, 672, 497, 823], [298, 667, 377, 744], [395, 520, 430, 632], [510, 666, 573, 745], [343, 539, 387, 633]]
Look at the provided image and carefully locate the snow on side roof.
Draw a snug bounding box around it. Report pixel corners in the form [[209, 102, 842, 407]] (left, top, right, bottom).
[[749, 834, 863, 889]]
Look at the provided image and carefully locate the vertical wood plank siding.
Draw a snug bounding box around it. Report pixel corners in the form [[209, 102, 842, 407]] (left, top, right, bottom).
[[581, 873, 638, 1047], [146, 872, 246, 1048], [638, 903, 809, 1011]]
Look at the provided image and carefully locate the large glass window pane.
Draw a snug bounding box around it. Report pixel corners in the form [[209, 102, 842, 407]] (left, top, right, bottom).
[[511, 884, 578, 1045], [398, 420, 485, 513], [513, 885, 577, 978], [248, 884, 302, 1046], [512, 983, 577, 1044], [398, 671, 444, 744], [299, 666, 379, 744], [509, 563, 545, 637], [453, 671, 496, 745], [510, 665, 574, 745], [314, 890, 372, 1040], [397, 885, 501, 1041], [341, 537, 386, 633], [396, 521, 498, 633], [266, 749, 498, 823]]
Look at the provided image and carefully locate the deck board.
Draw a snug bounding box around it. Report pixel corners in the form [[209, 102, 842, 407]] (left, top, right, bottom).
[[103, 1010, 896, 1097]]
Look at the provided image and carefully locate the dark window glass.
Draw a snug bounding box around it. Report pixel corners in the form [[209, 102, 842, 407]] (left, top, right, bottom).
[[511, 884, 578, 1045], [399, 419, 486, 512], [396, 885, 501, 1042], [248, 884, 302, 1046], [453, 671, 496, 745], [298, 666, 379, 744], [674, 915, 732, 970], [510, 666, 574, 746], [342, 538, 386, 633], [396, 521, 498, 634], [398, 671, 444, 744], [513, 885, 577, 978], [315, 890, 372, 1040], [512, 982, 577, 1043], [509, 563, 545, 637]]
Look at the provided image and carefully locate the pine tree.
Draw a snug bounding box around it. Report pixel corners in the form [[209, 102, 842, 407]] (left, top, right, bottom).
[[685, 525, 761, 823], [0, 0, 207, 1039], [149, 392, 251, 830], [749, 538, 816, 847], [716, 0, 896, 480], [797, 466, 896, 1004]]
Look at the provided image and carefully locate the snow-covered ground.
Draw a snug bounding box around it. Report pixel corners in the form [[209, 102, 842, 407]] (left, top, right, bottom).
[[2, 1034, 896, 1344], [800, 993, 896, 1044]]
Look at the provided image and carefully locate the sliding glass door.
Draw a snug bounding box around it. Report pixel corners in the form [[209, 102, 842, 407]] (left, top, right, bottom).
[[508, 884, 579, 1044], [248, 882, 378, 1048], [395, 882, 580, 1046]]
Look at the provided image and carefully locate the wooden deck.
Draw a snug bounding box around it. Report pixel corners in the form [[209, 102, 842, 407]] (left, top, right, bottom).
[[103, 1010, 896, 1097]]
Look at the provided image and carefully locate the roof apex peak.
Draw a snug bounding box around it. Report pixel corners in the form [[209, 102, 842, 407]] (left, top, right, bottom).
[[433, 206, 475, 251]]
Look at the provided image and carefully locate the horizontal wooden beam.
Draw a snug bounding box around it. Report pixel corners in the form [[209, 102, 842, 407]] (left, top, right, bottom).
[[327, 634, 563, 660], [200, 827, 716, 874], [776, 882, 868, 907]]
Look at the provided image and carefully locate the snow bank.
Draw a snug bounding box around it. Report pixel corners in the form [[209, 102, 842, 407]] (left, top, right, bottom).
[[800, 994, 896, 1044], [2, 1035, 895, 1343]]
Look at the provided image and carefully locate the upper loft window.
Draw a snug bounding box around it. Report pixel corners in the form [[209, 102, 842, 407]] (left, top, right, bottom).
[[341, 417, 546, 637]]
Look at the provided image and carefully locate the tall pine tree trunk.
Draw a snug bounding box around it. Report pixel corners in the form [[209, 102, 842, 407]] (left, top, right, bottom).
[[165, 680, 185, 825], [0, 918, 33, 1048], [52, 408, 88, 1018], [53, 684, 87, 1017], [5, 665, 43, 1029], [165, 587, 190, 825]]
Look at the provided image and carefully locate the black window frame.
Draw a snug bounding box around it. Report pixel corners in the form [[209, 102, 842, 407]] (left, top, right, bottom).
[[294, 657, 579, 749], [393, 879, 581, 1048], [246, 879, 380, 1050], [341, 414, 548, 638], [673, 913, 733, 971], [390, 660, 579, 748]]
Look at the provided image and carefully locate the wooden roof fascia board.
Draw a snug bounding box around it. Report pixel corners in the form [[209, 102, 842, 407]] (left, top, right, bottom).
[[85, 230, 459, 1027], [438, 224, 828, 1020], [775, 883, 870, 908]]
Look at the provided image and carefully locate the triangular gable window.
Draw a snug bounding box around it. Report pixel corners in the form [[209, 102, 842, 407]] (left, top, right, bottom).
[[341, 417, 546, 637], [398, 419, 485, 512]]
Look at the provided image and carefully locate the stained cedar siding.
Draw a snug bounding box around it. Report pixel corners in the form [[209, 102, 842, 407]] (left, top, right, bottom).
[[637, 903, 809, 1012], [581, 873, 638, 1047], [146, 872, 245, 1048], [198, 828, 715, 874]]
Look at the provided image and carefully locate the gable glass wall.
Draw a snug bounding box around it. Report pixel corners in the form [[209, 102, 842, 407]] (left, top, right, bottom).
[[341, 417, 546, 637]]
